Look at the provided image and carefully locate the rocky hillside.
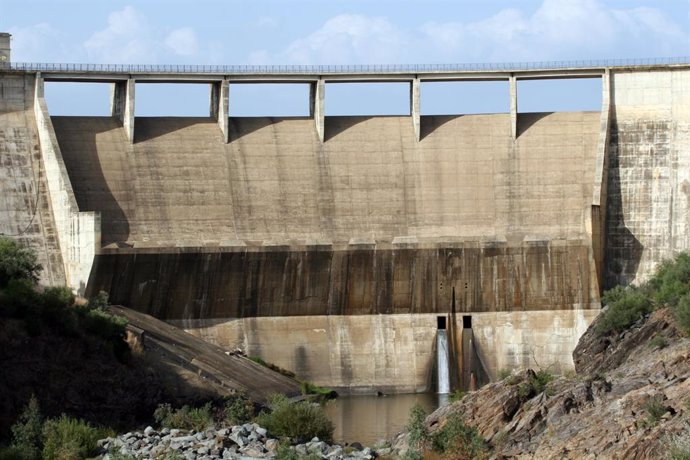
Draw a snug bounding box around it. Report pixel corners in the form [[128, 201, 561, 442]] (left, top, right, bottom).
[[394, 307, 690, 459]]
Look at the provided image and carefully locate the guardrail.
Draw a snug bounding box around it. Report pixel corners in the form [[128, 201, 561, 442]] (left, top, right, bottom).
[[7, 57, 690, 74]]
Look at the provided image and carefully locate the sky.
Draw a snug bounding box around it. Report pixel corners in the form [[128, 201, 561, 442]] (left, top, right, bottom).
[[3, 0, 689, 115]]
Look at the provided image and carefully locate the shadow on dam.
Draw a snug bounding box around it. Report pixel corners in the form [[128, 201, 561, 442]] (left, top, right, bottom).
[[53, 116, 130, 247], [604, 119, 644, 289]]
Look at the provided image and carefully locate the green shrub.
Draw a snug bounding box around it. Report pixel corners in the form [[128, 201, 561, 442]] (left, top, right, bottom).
[[649, 253, 690, 307], [649, 334, 669, 349], [406, 403, 428, 450], [299, 381, 336, 398], [675, 294, 690, 335], [254, 394, 333, 443], [0, 446, 27, 460], [42, 415, 102, 460], [430, 412, 487, 458], [10, 395, 43, 459], [645, 395, 666, 425], [153, 403, 214, 431], [449, 390, 466, 403], [223, 392, 253, 426], [0, 237, 42, 288], [597, 285, 653, 335]]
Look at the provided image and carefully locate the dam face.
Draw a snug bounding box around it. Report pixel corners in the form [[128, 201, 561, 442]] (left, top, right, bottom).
[[1, 57, 688, 392]]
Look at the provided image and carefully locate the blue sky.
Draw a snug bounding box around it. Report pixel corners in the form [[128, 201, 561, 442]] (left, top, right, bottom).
[[3, 0, 689, 115]]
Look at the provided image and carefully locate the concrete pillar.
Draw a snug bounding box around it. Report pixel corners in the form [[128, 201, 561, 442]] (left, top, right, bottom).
[[210, 80, 229, 143], [310, 79, 325, 143], [0, 32, 10, 67], [509, 75, 517, 140], [111, 79, 135, 143], [410, 77, 421, 141]]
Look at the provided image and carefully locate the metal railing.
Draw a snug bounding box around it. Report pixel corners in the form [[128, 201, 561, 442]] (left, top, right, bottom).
[[7, 56, 690, 75]]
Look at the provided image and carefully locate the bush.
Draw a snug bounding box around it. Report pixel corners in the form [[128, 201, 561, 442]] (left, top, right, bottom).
[[649, 334, 668, 349], [644, 395, 666, 425], [597, 285, 653, 335], [10, 395, 43, 460], [430, 412, 487, 459], [649, 253, 690, 307], [675, 294, 690, 335], [42, 415, 103, 460], [223, 393, 253, 426], [407, 403, 427, 448], [255, 394, 333, 444], [0, 237, 42, 288], [153, 403, 214, 431]]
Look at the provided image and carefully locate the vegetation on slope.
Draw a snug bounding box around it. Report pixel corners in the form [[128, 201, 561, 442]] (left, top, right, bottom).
[[597, 252, 690, 336], [0, 236, 164, 444]]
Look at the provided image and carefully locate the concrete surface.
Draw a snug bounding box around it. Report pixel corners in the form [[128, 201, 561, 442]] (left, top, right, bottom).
[[2, 64, 688, 392], [0, 74, 64, 286]]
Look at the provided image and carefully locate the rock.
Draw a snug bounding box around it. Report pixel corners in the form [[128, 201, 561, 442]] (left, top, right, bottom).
[[264, 438, 279, 453], [256, 427, 268, 437], [144, 425, 155, 436]]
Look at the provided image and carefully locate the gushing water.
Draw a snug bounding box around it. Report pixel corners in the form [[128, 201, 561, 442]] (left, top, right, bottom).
[[437, 330, 450, 394]]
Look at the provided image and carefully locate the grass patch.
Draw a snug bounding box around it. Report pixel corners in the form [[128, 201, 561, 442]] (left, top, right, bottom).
[[596, 285, 653, 336], [249, 356, 296, 379], [649, 334, 668, 349], [42, 415, 107, 460], [255, 394, 333, 444], [645, 395, 666, 425], [153, 402, 214, 431]]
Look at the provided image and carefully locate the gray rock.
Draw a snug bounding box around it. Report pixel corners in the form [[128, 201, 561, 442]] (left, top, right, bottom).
[[264, 438, 279, 453], [255, 427, 268, 437], [144, 425, 155, 436]]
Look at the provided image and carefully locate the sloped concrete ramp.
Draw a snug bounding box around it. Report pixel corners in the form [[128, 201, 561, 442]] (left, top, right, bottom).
[[109, 305, 301, 403]]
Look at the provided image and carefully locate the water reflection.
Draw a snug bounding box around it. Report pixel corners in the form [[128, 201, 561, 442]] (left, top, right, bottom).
[[324, 393, 447, 446]]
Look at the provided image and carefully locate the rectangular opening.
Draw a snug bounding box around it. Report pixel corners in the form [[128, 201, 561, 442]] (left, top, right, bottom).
[[229, 83, 309, 117], [135, 83, 210, 116], [437, 316, 447, 330], [325, 82, 409, 116], [45, 82, 111, 116], [421, 80, 509, 115], [517, 77, 602, 113], [462, 315, 472, 329]]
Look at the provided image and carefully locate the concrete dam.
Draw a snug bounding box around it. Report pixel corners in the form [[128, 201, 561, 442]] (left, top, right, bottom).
[[2, 45, 689, 392]]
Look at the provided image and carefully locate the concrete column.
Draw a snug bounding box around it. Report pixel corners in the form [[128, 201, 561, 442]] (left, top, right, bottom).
[[410, 77, 421, 142], [593, 69, 611, 206], [210, 80, 229, 143], [310, 79, 325, 142], [111, 79, 135, 143], [509, 75, 517, 140], [0, 32, 10, 67]]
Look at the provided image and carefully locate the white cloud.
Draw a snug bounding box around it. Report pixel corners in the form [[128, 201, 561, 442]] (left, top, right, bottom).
[[8, 23, 68, 62], [165, 27, 198, 56], [252, 0, 689, 65], [83, 6, 155, 63], [279, 14, 406, 64]]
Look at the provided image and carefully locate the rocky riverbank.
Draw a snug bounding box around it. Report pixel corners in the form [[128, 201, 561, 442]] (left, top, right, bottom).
[[99, 423, 384, 459], [392, 307, 690, 459]]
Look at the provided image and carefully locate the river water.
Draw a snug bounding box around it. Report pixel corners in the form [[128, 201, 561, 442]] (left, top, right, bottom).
[[323, 393, 447, 446]]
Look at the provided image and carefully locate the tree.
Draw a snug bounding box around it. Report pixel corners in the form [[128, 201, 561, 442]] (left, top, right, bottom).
[[0, 237, 42, 288]]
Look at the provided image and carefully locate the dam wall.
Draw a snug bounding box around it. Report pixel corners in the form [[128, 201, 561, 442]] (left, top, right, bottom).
[[52, 106, 600, 387], [2, 60, 688, 391], [0, 74, 64, 286], [605, 69, 690, 286]]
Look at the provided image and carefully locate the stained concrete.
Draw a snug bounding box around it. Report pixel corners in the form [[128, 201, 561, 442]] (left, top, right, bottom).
[[5, 65, 688, 392], [0, 74, 64, 286], [605, 69, 690, 286]]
